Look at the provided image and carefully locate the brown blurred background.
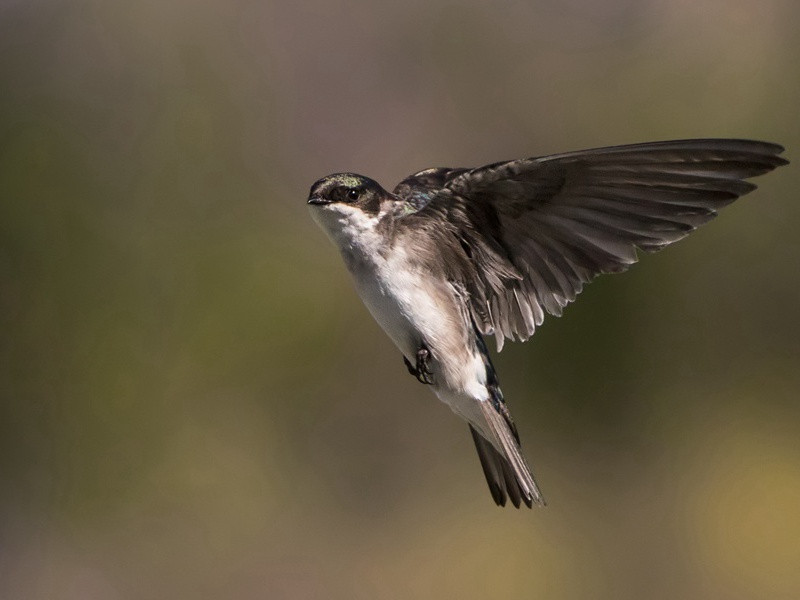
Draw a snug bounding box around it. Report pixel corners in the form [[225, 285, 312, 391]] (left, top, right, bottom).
[[1, 1, 798, 598]]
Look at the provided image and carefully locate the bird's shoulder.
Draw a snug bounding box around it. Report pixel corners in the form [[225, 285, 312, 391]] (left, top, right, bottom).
[[392, 167, 469, 210]]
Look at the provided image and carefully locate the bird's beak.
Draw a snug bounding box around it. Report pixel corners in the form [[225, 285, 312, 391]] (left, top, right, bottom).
[[307, 196, 330, 206]]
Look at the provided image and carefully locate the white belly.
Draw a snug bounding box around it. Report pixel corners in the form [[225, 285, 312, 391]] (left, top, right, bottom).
[[310, 201, 492, 434], [348, 248, 490, 407], [349, 251, 435, 361]]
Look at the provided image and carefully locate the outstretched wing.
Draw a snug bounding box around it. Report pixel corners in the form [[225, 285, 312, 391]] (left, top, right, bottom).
[[395, 139, 787, 350]]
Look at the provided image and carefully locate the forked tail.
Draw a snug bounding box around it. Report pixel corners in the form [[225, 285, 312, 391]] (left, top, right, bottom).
[[470, 330, 545, 508]]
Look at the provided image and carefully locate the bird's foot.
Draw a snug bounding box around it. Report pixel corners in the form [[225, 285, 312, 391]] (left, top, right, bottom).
[[404, 344, 434, 385]]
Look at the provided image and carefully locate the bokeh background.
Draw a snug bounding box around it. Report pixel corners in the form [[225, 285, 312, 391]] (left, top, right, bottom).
[[1, 0, 798, 598]]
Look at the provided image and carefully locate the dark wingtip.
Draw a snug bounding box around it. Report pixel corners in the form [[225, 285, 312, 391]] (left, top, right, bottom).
[[772, 154, 790, 167]]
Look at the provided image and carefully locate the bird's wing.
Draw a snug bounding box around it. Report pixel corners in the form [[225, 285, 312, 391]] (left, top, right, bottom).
[[395, 139, 787, 350], [393, 167, 470, 211]]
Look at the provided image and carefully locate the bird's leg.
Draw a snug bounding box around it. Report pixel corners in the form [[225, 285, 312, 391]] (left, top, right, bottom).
[[403, 342, 435, 385], [416, 343, 435, 385], [416, 346, 434, 385]]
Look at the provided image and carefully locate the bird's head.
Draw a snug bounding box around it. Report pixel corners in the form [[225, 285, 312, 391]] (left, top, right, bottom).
[[307, 173, 386, 209], [307, 173, 395, 246]]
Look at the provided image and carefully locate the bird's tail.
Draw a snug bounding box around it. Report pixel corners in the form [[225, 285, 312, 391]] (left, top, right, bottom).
[[470, 331, 545, 508]]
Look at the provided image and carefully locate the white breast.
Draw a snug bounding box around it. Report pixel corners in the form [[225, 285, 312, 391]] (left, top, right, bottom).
[[311, 201, 489, 404], [350, 245, 438, 361]]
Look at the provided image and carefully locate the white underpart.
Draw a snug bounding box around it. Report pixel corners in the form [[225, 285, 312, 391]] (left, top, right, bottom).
[[311, 202, 495, 439]]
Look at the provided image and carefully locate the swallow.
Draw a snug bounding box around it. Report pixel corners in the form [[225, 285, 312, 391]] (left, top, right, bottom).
[[307, 139, 787, 507]]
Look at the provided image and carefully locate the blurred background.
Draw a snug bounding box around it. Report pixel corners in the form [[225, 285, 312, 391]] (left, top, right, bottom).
[[1, 0, 798, 598]]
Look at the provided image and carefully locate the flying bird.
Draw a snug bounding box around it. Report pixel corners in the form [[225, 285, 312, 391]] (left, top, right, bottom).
[[307, 139, 787, 508]]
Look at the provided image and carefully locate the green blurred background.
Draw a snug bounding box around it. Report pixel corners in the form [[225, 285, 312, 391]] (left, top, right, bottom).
[[1, 1, 798, 598]]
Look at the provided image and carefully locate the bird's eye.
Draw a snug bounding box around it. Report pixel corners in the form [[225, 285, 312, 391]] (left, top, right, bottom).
[[344, 188, 359, 201]]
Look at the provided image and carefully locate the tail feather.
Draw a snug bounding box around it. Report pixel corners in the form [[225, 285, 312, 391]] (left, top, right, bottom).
[[475, 400, 545, 507], [499, 447, 526, 508], [469, 426, 508, 506], [469, 424, 540, 508], [471, 326, 545, 508]]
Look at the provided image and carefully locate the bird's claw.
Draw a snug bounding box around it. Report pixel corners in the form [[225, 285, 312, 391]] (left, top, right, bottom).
[[404, 344, 434, 385]]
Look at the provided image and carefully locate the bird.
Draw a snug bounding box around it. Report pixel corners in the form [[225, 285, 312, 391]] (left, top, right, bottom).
[[307, 139, 787, 508]]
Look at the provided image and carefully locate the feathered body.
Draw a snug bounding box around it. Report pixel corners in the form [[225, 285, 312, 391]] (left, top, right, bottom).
[[308, 139, 787, 508]]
